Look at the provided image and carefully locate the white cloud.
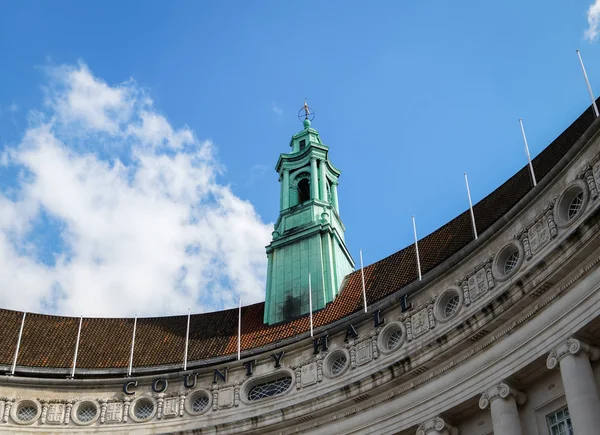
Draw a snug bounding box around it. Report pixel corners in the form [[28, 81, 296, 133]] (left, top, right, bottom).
[[272, 101, 283, 117], [585, 0, 600, 42], [0, 62, 273, 316]]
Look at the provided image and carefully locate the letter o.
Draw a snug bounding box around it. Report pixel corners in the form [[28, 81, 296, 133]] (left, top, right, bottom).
[[152, 377, 168, 393]]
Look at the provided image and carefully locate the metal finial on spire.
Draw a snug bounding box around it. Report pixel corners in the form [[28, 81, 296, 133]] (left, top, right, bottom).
[[298, 99, 315, 127]]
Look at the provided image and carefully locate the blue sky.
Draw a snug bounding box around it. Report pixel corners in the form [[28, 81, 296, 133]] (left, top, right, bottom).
[[1, 1, 600, 316]]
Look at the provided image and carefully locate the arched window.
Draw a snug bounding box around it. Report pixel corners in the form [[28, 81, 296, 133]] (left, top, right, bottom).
[[298, 178, 310, 204]]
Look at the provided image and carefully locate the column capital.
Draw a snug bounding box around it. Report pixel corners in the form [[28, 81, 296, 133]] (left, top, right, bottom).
[[547, 337, 600, 370], [310, 156, 317, 163], [416, 416, 458, 435], [479, 382, 526, 409]]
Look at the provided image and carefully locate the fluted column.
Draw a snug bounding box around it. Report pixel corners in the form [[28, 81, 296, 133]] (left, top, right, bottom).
[[331, 182, 339, 212], [310, 158, 319, 200], [416, 416, 458, 435], [319, 160, 327, 203], [547, 337, 600, 435], [479, 382, 525, 435], [281, 169, 290, 210]]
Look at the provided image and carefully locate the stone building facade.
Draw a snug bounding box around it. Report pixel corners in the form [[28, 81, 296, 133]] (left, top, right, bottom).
[[0, 102, 599, 434]]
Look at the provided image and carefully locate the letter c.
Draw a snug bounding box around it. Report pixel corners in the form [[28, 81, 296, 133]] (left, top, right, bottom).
[[123, 380, 137, 395]]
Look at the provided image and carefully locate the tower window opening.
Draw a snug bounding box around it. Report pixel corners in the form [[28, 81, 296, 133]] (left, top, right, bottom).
[[299, 139, 306, 150], [298, 178, 310, 204]]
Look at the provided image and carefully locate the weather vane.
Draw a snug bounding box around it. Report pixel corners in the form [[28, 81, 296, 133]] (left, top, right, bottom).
[[298, 98, 315, 123]]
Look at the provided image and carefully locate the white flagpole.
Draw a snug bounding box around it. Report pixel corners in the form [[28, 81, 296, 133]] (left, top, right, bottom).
[[576, 49, 600, 118], [412, 216, 422, 281], [359, 249, 368, 312], [11, 312, 26, 375], [183, 308, 190, 371], [128, 315, 137, 377], [519, 118, 537, 187], [308, 273, 314, 337], [237, 298, 242, 360], [464, 172, 478, 240], [71, 315, 83, 378]]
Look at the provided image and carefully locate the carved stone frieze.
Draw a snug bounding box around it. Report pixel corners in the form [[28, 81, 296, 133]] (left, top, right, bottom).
[[45, 401, 65, 424], [458, 257, 494, 305], [411, 308, 431, 339], [547, 337, 600, 369], [211, 382, 242, 409], [479, 382, 526, 409], [102, 400, 124, 424], [292, 354, 324, 389]]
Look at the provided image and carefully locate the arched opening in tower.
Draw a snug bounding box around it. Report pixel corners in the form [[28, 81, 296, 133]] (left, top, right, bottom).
[[298, 178, 310, 204]]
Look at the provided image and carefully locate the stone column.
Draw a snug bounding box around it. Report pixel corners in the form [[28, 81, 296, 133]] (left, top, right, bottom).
[[416, 416, 458, 435], [479, 382, 526, 435], [319, 160, 327, 203], [331, 182, 339, 213], [310, 158, 319, 200], [281, 169, 290, 210], [547, 337, 600, 435]]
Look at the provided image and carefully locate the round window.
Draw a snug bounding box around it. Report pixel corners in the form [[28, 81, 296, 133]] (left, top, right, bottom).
[[554, 181, 588, 227], [11, 400, 41, 425], [331, 355, 348, 375], [324, 349, 351, 377], [434, 288, 463, 322], [130, 397, 156, 422], [493, 242, 524, 281], [185, 390, 211, 415], [73, 401, 99, 425], [17, 404, 37, 422], [377, 322, 406, 354]]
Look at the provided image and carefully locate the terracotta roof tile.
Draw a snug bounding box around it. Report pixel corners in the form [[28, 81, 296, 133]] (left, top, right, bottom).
[[0, 103, 596, 372]]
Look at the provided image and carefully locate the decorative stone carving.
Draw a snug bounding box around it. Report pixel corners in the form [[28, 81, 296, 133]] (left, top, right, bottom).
[[520, 231, 532, 260], [156, 393, 165, 419], [546, 208, 558, 238], [122, 398, 130, 423], [2, 398, 13, 423], [211, 390, 218, 412], [178, 394, 186, 417], [584, 169, 598, 200], [416, 416, 458, 435], [301, 362, 318, 387], [162, 396, 179, 418], [103, 401, 123, 423], [460, 280, 471, 306], [405, 317, 413, 341], [479, 382, 526, 409], [546, 337, 600, 369], [411, 308, 431, 339], [217, 387, 234, 409], [64, 400, 74, 425], [45, 402, 65, 424], [593, 158, 600, 192], [40, 400, 48, 424]]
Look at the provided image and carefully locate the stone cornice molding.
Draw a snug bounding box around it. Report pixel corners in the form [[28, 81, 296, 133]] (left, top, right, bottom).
[[416, 416, 458, 435], [479, 382, 526, 409], [546, 337, 600, 369]]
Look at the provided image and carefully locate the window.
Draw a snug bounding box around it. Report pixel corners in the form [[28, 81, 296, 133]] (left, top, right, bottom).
[[434, 288, 462, 322], [547, 407, 573, 435], [192, 395, 209, 413], [299, 139, 306, 150], [444, 295, 460, 318], [568, 192, 584, 220], [17, 405, 37, 422], [134, 398, 154, 420], [77, 404, 97, 423], [504, 250, 520, 274], [387, 330, 403, 350], [298, 178, 310, 204], [248, 376, 292, 401], [331, 355, 348, 375]]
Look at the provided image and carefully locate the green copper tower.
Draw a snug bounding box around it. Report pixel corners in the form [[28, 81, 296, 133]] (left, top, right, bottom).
[[264, 105, 354, 325]]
